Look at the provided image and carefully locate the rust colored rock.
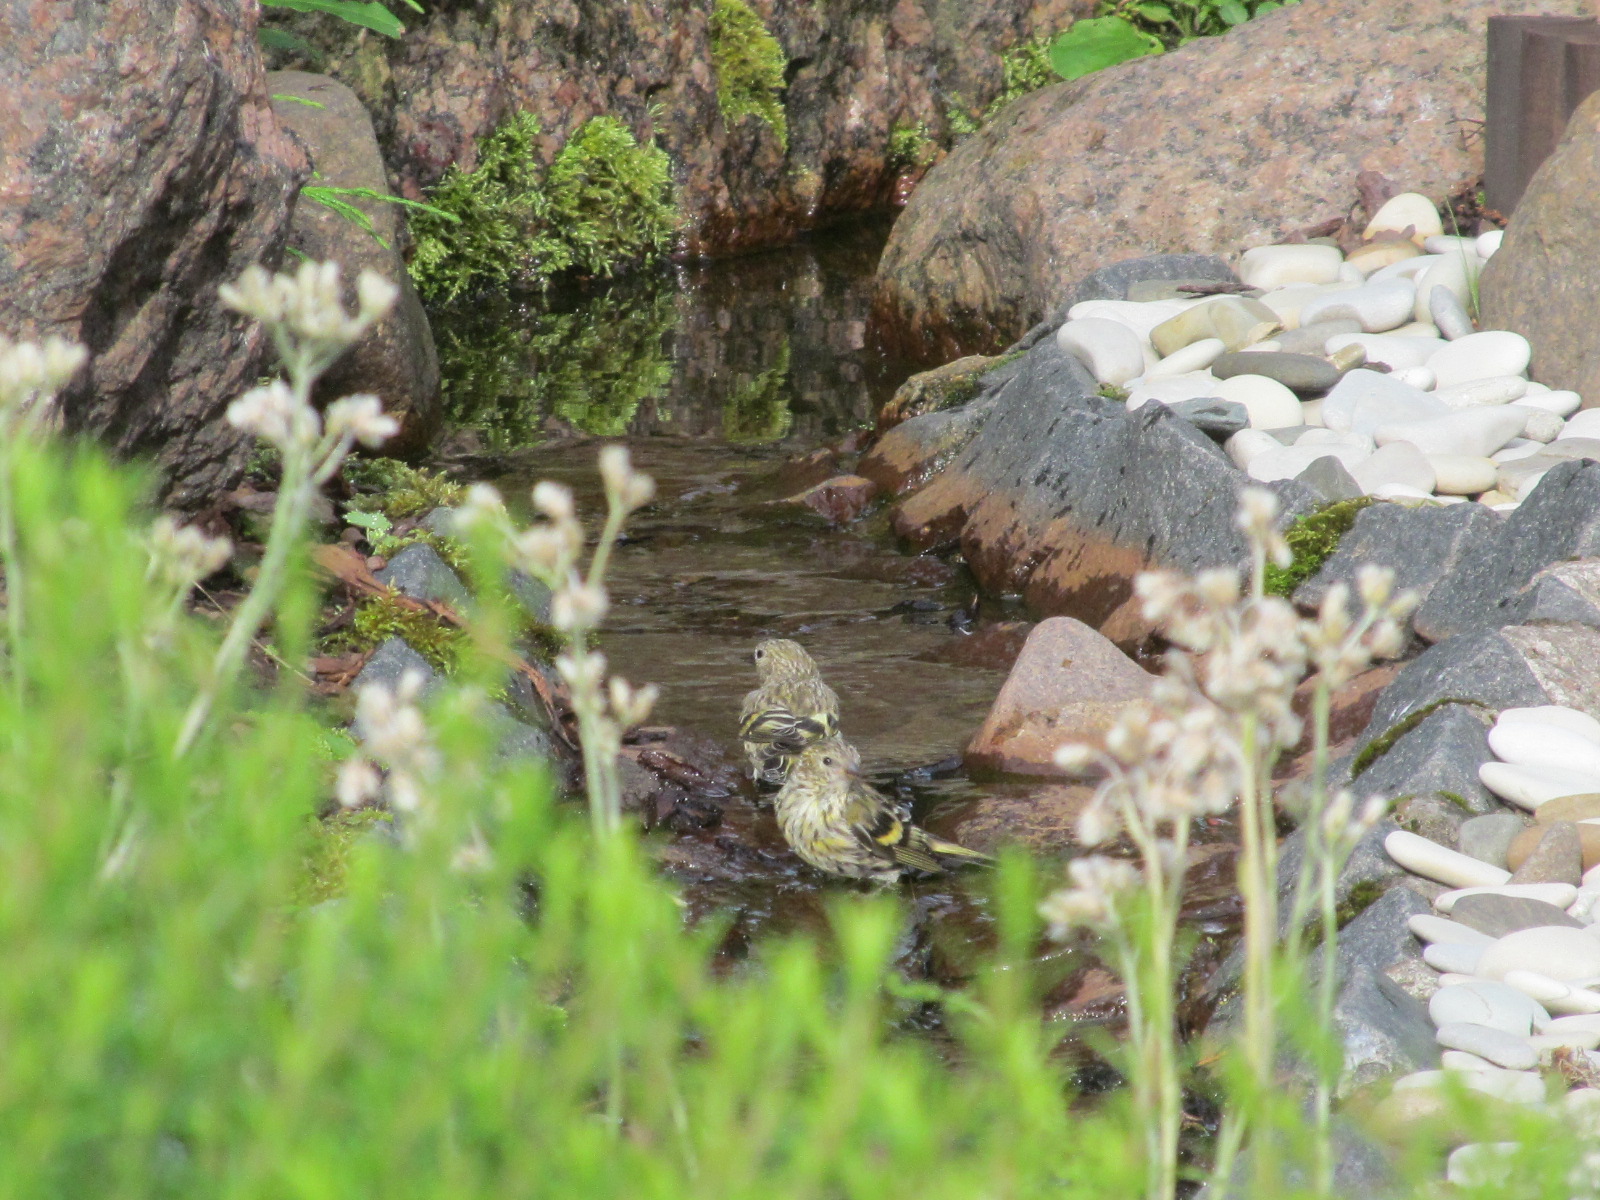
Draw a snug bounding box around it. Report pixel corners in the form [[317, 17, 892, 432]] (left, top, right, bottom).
[[859, 404, 988, 499], [948, 782, 1097, 855], [918, 620, 1034, 670], [0, 0, 307, 506], [964, 616, 1154, 778], [877, 353, 1002, 431], [267, 71, 441, 458], [1289, 663, 1404, 756], [1508, 819, 1600, 875], [264, 0, 1089, 257], [873, 0, 1592, 360], [1480, 89, 1600, 404], [783, 474, 880, 525]]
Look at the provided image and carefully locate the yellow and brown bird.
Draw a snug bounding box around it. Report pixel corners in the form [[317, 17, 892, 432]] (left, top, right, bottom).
[[773, 738, 993, 884], [738, 638, 841, 787]]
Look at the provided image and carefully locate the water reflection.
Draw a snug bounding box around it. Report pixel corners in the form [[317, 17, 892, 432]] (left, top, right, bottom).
[[431, 219, 900, 448]]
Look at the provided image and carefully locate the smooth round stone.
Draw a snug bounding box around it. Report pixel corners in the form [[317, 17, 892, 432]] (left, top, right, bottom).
[[1515, 389, 1582, 416], [1458, 813, 1531, 870], [1366, 192, 1445, 242], [1479, 761, 1600, 811], [1211, 350, 1340, 392], [1496, 704, 1600, 744], [1435, 1021, 1538, 1070], [1057, 318, 1149, 386], [1322, 368, 1449, 434], [1476, 926, 1600, 982], [1324, 333, 1445, 371], [1391, 319, 1442, 339], [1149, 296, 1282, 356], [1213, 374, 1302, 429], [1540, 436, 1600, 462], [1423, 234, 1479, 257], [1446, 1143, 1520, 1189], [1410, 913, 1496, 945], [1351, 440, 1435, 496], [1413, 253, 1480, 324], [1561, 409, 1600, 440], [1237, 243, 1343, 289], [1299, 427, 1375, 451], [1476, 230, 1505, 259], [1451, 893, 1584, 935], [1275, 318, 1363, 355], [1547, 1014, 1600, 1035], [1245, 444, 1367, 484], [1424, 941, 1485, 973], [1433, 376, 1528, 409], [1505, 971, 1600, 1015], [1530, 1028, 1600, 1053], [1223, 428, 1284, 470], [1298, 399, 1325, 426], [1375, 406, 1529, 458], [1257, 284, 1337, 330], [1346, 239, 1420, 275], [1506, 821, 1598, 877], [1492, 442, 1544, 465], [1429, 283, 1476, 340], [1437, 884, 1579, 914], [1440, 1049, 1499, 1071], [1428, 330, 1533, 388], [1126, 371, 1221, 410], [1461, 1068, 1546, 1103], [1388, 830, 1513, 888], [1489, 722, 1600, 775], [1370, 253, 1442, 283], [1430, 981, 1548, 1034], [1068, 297, 1195, 338], [1535, 794, 1600, 824], [1144, 337, 1225, 380], [1427, 453, 1497, 495], [1299, 278, 1416, 333], [1391, 365, 1437, 390], [1521, 410, 1565, 443], [1372, 483, 1441, 502], [1335, 261, 1365, 285]]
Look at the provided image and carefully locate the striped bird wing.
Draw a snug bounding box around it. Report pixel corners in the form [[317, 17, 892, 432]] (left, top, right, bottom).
[[739, 706, 831, 748], [845, 781, 942, 875]]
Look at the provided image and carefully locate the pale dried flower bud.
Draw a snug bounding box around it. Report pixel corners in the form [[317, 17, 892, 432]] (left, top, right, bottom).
[[1075, 797, 1119, 846], [452, 483, 506, 532], [1053, 743, 1097, 773], [1196, 568, 1241, 609], [218, 265, 283, 325], [512, 525, 577, 577], [609, 677, 660, 727], [598, 444, 635, 497], [1235, 487, 1279, 534], [621, 473, 655, 512], [531, 481, 575, 523], [355, 270, 399, 323], [324, 393, 399, 448], [552, 583, 608, 632], [556, 651, 607, 692], [1356, 564, 1395, 610], [149, 516, 233, 585], [336, 757, 381, 809], [227, 380, 317, 450], [1356, 794, 1388, 831], [1368, 619, 1405, 661]]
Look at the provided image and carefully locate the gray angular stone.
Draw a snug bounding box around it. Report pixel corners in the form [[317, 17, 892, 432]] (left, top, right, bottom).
[[1354, 631, 1549, 760], [374, 543, 471, 608], [1353, 703, 1497, 813], [1501, 558, 1600, 630], [1414, 459, 1600, 642], [1507, 821, 1583, 886], [350, 637, 443, 700], [1458, 812, 1530, 870], [488, 701, 557, 764], [509, 570, 554, 624], [1212, 350, 1341, 392], [1202, 1117, 1399, 1199], [419, 506, 458, 537], [1331, 889, 1443, 1092], [1167, 397, 1249, 440], [1295, 454, 1365, 504], [1393, 794, 1471, 846], [1450, 892, 1583, 936], [1054, 253, 1238, 321], [1295, 499, 1503, 617]]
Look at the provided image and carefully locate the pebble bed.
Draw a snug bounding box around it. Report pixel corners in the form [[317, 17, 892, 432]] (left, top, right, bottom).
[[1375, 703, 1600, 1187], [1052, 192, 1595, 511]]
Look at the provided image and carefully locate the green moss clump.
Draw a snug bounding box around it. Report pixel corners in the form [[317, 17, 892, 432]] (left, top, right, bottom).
[[1350, 699, 1480, 777], [344, 459, 467, 520], [1261, 497, 1372, 598], [988, 35, 1056, 117], [297, 808, 394, 906], [348, 592, 466, 672], [710, 0, 789, 149], [408, 112, 677, 304], [435, 286, 676, 447], [888, 122, 937, 170], [1096, 382, 1131, 403]]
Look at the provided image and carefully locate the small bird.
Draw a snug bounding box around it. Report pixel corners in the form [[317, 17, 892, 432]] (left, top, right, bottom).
[[738, 638, 841, 787], [774, 738, 993, 884]]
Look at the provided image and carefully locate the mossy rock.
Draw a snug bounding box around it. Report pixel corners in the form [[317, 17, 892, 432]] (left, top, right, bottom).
[[710, 0, 788, 148], [1263, 496, 1373, 599], [877, 353, 1002, 429]]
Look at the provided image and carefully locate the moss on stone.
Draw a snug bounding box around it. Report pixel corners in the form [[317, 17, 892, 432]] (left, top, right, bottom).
[[1261, 497, 1373, 599], [348, 591, 466, 672], [1350, 698, 1479, 777], [297, 808, 394, 906], [987, 34, 1056, 118], [710, 0, 788, 149], [345, 458, 466, 520], [408, 112, 676, 303], [1096, 382, 1130, 403], [888, 121, 937, 170]]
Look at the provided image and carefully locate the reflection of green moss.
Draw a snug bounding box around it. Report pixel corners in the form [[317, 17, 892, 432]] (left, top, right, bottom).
[[1262, 497, 1373, 598], [436, 287, 676, 447], [711, 0, 788, 148], [723, 340, 793, 444], [408, 112, 676, 304]]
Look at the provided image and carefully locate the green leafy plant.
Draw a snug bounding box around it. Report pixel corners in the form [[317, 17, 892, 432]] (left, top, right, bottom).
[[710, 0, 789, 148], [300, 184, 459, 251], [408, 113, 677, 304], [1047, 0, 1292, 83], [344, 459, 467, 521], [259, 0, 422, 38]]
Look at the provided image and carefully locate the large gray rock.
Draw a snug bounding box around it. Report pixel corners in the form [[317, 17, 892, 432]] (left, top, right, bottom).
[[1352, 703, 1497, 814], [1480, 87, 1600, 401], [873, 0, 1590, 357], [1329, 888, 1441, 1093], [0, 0, 307, 506], [1295, 500, 1502, 620], [889, 335, 1315, 644], [267, 71, 440, 458], [1414, 459, 1600, 642], [373, 543, 470, 608], [351, 636, 443, 699], [1499, 558, 1600, 630]]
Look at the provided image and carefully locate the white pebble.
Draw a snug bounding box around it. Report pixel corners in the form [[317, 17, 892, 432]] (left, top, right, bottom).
[[1476, 230, 1504, 259], [1435, 1022, 1538, 1070], [1440, 1049, 1499, 1071], [1213, 374, 1302, 430], [1386, 830, 1512, 888], [1374, 406, 1529, 458], [1521, 410, 1565, 443], [1478, 761, 1600, 811], [1427, 454, 1497, 495], [1351, 441, 1435, 496], [1057, 318, 1149, 386], [1561, 409, 1600, 440], [1446, 1143, 1521, 1189], [1477, 927, 1600, 983], [1143, 337, 1224, 380], [1410, 913, 1496, 945], [1498, 706, 1600, 743], [1323, 332, 1441, 371], [1365, 192, 1444, 242], [1237, 244, 1344, 289], [1424, 941, 1485, 973], [1427, 330, 1532, 389], [1488, 721, 1600, 775], [1432, 376, 1527, 409], [1413, 253, 1481, 325], [1391, 365, 1437, 390], [1514, 389, 1581, 417], [1224, 428, 1285, 471], [1299, 279, 1416, 333]]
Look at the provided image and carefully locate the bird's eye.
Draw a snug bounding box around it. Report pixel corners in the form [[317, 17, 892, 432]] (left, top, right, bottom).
[[754, 649, 765, 659], [822, 756, 833, 766]]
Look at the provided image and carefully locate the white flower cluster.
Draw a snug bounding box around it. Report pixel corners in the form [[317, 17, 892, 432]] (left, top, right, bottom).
[[147, 516, 233, 590], [219, 261, 397, 381], [338, 668, 440, 817], [0, 334, 86, 433]]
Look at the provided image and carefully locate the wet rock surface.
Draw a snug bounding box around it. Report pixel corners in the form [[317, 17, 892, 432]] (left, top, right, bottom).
[[0, 0, 306, 505]]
